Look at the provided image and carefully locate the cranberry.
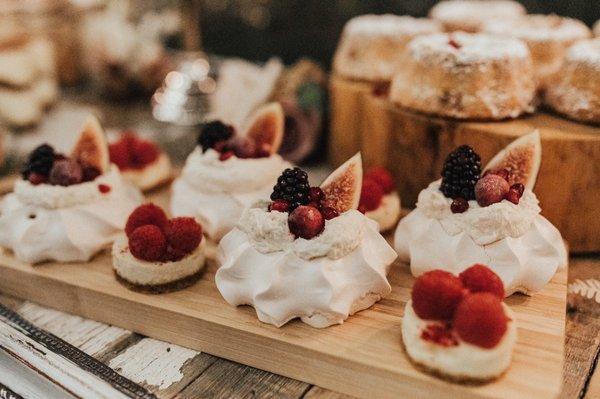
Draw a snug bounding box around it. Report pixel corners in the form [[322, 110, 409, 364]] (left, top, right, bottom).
[[450, 197, 469, 214], [28, 172, 47, 185], [321, 206, 339, 220], [98, 184, 111, 193], [309, 187, 325, 203], [219, 151, 235, 161], [288, 205, 325, 239], [269, 200, 290, 213]]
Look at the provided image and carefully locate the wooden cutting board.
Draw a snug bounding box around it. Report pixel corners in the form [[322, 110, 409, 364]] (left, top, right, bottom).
[[0, 187, 567, 399]]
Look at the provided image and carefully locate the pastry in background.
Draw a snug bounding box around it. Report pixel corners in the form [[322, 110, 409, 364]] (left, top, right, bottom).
[[484, 14, 591, 88], [171, 102, 290, 242], [594, 20, 600, 37], [545, 39, 600, 125], [402, 265, 516, 382], [0, 116, 142, 264], [429, 0, 526, 33], [112, 203, 205, 293], [390, 32, 535, 120], [216, 154, 397, 328], [109, 132, 172, 192], [359, 166, 401, 232], [394, 131, 567, 295], [333, 14, 442, 83]]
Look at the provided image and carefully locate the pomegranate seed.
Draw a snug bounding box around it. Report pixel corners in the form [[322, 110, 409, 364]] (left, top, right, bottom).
[[269, 200, 290, 213], [321, 207, 339, 220], [494, 169, 510, 182], [98, 184, 111, 194], [309, 187, 325, 203], [511, 183, 525, 196], [219, 151, 235, 161], [505, 188, 521, 204], [450, 197, 469, 213]]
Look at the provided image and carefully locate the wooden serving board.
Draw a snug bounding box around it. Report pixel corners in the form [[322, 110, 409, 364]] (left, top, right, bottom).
[[0, 188, 567, 399]]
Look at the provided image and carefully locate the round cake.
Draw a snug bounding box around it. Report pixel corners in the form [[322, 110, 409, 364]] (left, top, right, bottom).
[[484, 14, 591, 87], [333, 14, 442, 82], [389, 32, 535, 120], [429, 0, 526, 33], [545, 39, 600, 125]]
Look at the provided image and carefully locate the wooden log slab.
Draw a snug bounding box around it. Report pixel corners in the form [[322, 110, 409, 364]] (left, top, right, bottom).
[[330, 76, 600, 252]]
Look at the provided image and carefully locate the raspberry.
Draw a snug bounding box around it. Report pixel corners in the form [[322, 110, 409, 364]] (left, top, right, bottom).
[[412, 270, 465, 320], [271, 167, 310, 211], [459, 264, 505, 299], [48, 159, 83, 186], [440, 145, 481, 200], [359, 179, 384, 212], [125, 203, 169, 237], [131, 138, 160, 167], [164, 217, 203, 260], [108, 139, 130, 169], [110, 133, 160, 169], [365, 167, 395, 194], [421, 323, 458, 347], [288, 205, 325, 239], [129, 225, 167, 262], [475, 174, 510, 207], [453, 293, 508, 349]]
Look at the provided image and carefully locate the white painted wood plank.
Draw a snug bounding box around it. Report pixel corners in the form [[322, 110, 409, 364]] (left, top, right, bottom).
[[108, 338, 198, 391]]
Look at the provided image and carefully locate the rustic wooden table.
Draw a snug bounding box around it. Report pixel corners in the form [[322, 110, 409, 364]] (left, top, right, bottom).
[[0, 93, 598, 398]]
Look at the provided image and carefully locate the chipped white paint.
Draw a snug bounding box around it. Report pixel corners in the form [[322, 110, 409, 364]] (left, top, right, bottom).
[[569, 279, 600, 303], [108, 338, 198, 390], [17, 302, 130, 356]]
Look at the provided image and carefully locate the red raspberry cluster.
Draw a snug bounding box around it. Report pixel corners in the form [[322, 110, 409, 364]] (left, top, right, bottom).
[[358, 167, 395, 214], [411, 264, 508, 349], [125, 204, 203, 263], [109, 132, 160, 170]]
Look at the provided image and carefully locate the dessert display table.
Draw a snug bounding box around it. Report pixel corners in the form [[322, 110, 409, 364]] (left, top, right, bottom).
[[329, 74, 600, 253]]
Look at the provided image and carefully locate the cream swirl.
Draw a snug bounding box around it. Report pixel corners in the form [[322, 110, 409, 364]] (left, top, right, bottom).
[[180, 148, 289, 193], [238, 202, 367, 260], [417, 180, 540, 246]]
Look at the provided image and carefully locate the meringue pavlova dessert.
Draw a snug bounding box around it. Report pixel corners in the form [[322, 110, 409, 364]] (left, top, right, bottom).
[[359, 166, 401, 232], [402, 265, 516, 382], [0, 116, 142, 264], [113, 204, 205, 293], [395, 131, 567, 295], [216, 154, 398, 328], [171, 102, 291, 241]]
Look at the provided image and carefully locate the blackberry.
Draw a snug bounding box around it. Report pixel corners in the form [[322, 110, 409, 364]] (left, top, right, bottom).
[[198, 121, 234, 152], [270, 167, 310, 211], [22, 144, 56, 179], [440, 145, 481, 200]]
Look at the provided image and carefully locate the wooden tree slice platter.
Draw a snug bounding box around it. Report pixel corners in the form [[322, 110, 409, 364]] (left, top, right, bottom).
[[330, 75, 600, 253], [0, 188, 567, 399]]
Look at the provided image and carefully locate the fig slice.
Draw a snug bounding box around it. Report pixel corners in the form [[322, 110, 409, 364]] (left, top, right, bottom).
[[243, 102, 284, 155], [320, 153, 363, 213], [484, 130, 541, 190], [71, 115, 110, 174]]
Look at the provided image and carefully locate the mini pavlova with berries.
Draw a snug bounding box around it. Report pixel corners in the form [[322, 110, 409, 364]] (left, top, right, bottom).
[[394, 131, 567, 295], [112, 204, 205, 293], [402, 265, 516, 382], [359, 166, 401, 232], [0, 116, 142, 264], [171, 102, 291, 242], [215, 154, 398, 328]]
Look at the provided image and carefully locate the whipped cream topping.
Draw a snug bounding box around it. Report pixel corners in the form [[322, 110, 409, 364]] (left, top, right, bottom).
[[409, 33, 530, 68], [238, 202, 367, 260], [0, 167, 142, 264], [171, 148, 290, 241], [417, 180, 539, 245], [344, 14, 441, 37], [485, 14, 591, 42], [402, 300, 516, 381], [430, 0, 526, 24], [216, 209, 397, 328]]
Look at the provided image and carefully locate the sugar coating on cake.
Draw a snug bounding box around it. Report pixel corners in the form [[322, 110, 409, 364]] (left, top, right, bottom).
[[566, 39, 600, 67], [390, 32, 535, 120], [485, 14, 590, 42], [333, 14, 442, 82], [429, 0, 526, 32]]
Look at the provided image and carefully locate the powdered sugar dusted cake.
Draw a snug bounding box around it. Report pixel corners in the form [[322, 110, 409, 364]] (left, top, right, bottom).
[[429, 0, 525, 33], [333, 14, 442, 82], [484, 14, 591, 87], [389, 32, 535, 120], [545, 39, 600, 125]]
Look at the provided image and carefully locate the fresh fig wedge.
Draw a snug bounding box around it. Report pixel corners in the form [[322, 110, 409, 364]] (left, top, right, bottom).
[[320, 153, 363, 213], [484, 130, 541, 190], [71, 115, 110, 174], [244, 102, 284, 155]]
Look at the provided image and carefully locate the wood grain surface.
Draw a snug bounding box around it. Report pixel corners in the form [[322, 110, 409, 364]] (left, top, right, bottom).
[[329, 75, 600, 253], [0, 187, 569, 399]]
